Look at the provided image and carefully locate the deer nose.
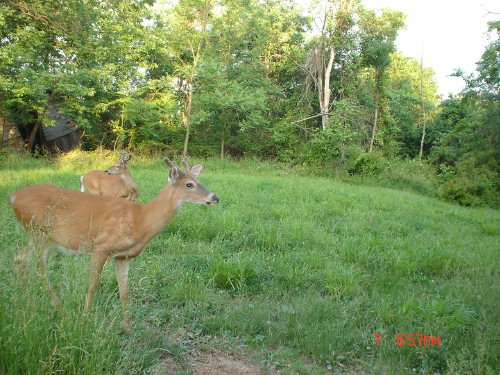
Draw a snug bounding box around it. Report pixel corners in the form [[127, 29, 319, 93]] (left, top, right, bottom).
[[211, 195, 220, 204]]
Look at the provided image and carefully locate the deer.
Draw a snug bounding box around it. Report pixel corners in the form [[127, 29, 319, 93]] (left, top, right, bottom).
[[80, 151, 139, 201], [10, 157, 219, 332]]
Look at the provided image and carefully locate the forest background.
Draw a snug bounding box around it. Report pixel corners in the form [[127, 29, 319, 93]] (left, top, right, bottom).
[[0, 0, 498, 207]]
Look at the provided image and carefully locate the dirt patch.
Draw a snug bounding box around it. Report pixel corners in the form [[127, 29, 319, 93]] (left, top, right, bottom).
[[160, 330, 276, 375], [191, 349, 265, 375], [161, 348, 267, 375]]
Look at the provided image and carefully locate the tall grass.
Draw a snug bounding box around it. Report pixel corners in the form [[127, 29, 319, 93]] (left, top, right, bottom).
[[1, 150, 499, 374]]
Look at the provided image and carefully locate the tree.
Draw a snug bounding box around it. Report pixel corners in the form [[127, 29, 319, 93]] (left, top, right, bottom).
[[304, 0, 356, 129], [258, 1, 311, 159], [0, 0, 156, 150], [430, 20, 499, 206], [192, 0, 273, 159], [359, 8, 405, 152], [160, 0, 213, 157], [385, 52, 438, 158]]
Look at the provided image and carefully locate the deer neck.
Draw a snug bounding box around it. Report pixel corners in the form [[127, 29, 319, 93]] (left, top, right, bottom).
[[120, 172, 137, 190], [142, 184, 183, 235]]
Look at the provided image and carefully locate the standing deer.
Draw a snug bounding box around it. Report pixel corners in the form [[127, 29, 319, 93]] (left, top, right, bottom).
[[11, 157, 219, 332], [80, 152, 139, 201]]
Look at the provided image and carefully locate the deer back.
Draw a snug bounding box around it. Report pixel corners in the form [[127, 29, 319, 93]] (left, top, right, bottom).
[[11, 184, 143, 253], [81, 170, 139, 201]]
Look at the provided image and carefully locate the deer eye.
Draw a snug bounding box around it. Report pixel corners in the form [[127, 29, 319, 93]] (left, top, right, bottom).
[[186, 182, 195, 189]]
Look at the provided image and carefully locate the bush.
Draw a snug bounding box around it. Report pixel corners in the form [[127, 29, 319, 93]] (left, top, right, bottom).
[[379, 159, 438, 196], [439, 155, 499, 207], [340, 157, 438, 198], [304, 124, 358, 166], [347, 151, 385, 176]]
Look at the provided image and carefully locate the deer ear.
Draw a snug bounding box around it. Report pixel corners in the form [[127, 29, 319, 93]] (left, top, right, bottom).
[[168, 164, 180, 184], [190, 164, 202, 177], [164, 158, 180, 183]]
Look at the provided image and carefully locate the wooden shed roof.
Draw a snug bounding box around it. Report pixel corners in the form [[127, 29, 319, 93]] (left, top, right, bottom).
[[42, 104, 78, 142]]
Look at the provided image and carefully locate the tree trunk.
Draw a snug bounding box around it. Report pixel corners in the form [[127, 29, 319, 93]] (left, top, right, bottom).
[[419, 54, 426, 159], [220, 123, 225, 160], [306, 1, 352, 130], [182, 0, 211, 157], [182, 80, 193, 157], [314, 42, 335, 130], [28, 120, 41, 153], [320, 45, 335, 129], [369, 85, 380, 153], [419, 122, 426, 159]]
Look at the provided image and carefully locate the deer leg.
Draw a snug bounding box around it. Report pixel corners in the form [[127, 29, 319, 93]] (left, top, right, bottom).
[[40, 246, 62, 310], [13, 238, 33, 273], [31, 235, 62, 310], [84, 252, 108, 317], [114, 257, 131, 333]]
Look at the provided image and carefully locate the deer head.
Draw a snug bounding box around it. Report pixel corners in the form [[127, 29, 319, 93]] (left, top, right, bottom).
[[164, 157, 219, 205], [105, 151, 132, 175]]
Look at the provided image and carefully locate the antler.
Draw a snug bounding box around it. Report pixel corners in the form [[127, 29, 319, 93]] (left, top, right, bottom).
[[163, 157, 178, 169], [120, 151, 131, 163], [181, 157, 190, 171]]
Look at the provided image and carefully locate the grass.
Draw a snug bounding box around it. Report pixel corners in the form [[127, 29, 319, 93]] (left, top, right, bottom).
[[0, 150, 499, 374]]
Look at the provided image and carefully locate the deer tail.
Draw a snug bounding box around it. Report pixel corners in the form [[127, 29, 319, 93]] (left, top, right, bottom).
[[80, 176, 86, 192]]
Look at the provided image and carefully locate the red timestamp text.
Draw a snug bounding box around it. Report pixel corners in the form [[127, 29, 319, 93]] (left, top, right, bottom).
[[373, 333, 441, 347]]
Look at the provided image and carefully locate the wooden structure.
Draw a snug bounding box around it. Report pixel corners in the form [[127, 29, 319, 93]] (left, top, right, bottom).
[[41, 103, 80, 153], [0, 109, 22, 149], [0, 102, 80, 154]]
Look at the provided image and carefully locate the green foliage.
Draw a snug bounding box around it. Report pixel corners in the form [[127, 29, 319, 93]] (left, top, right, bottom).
[[267, 121, 303, 161], [0, 0, 158, 149], [300, 98, 367, 167], [429, 21, 499, 207], [347, 150, 385, 175], [360, 9, 406, 72], [339, 158, 438, 200], [387, 52, 440, 158], [306, 125, 358, 165], [475, 20, 500, 93], [439, 154, 499, 207]]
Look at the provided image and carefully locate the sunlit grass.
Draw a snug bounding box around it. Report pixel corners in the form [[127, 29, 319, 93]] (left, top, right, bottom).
[[1, 150, 499, 374]]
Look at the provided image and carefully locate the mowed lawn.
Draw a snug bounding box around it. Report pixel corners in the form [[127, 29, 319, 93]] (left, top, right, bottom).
[[0, 151, 499, 374]]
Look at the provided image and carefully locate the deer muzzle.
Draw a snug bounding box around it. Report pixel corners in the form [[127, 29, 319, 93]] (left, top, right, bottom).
[[208, 194, 220, 205]]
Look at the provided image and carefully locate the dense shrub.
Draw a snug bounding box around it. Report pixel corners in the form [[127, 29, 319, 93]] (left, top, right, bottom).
[[347, 151, 386, 176], [342, 157, 438, 198], [438, 155, 499, 207], [304, 124, 359, 166]]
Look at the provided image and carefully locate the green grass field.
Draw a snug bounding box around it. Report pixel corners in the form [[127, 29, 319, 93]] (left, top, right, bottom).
[[1, 151, 499, 374]]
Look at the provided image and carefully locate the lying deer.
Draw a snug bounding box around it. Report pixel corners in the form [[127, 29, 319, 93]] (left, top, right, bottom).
[[80, 152, 139, 201], [11, 157, 219, 332]]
